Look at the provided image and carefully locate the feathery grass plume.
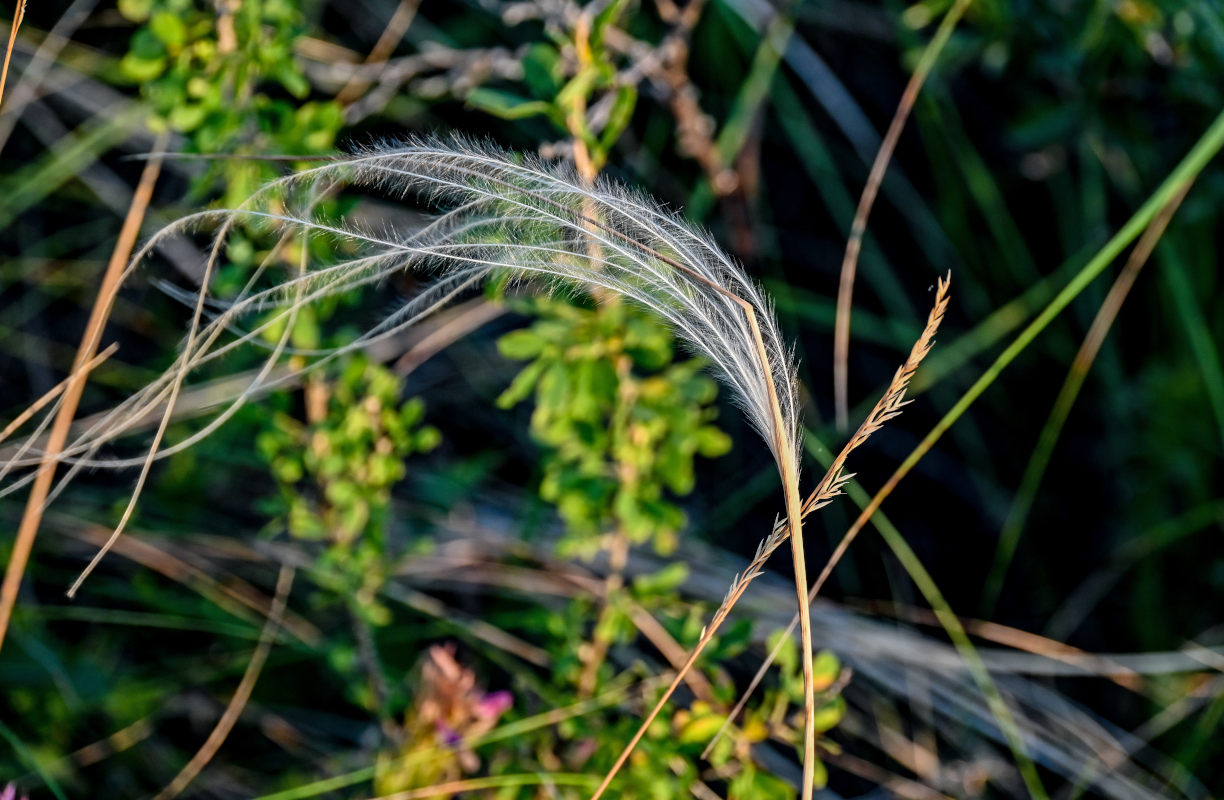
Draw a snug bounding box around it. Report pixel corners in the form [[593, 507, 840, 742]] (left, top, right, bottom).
[[592, 275, 950, 797], [1, 138, 799, 477], [0, 138, 828, 797]]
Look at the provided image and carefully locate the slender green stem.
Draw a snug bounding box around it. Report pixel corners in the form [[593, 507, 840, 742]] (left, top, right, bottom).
[[805, 106, 1224, 798], [369, 772, 598, 799], [984, 181, 1192, 613], [867, 107, 1224, 577], [0, 717, 69, 800]]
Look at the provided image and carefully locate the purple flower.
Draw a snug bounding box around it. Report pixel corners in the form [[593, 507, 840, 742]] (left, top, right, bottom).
[[476, 690, 512, 719], [436, 722, 463, 747]]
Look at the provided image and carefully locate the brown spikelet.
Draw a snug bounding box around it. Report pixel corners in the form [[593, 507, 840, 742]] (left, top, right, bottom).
[[804, 272, 949, 514], [749, 271, 951, 567], [698, 273, 951, 760], [594, 275, 951, 796]]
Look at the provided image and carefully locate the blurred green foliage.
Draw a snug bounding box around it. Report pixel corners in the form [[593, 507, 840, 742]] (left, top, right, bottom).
[[116, 0, 343, 204], [2, 0, 1224, 796], [497, 297, 731, 558], [257, 357, 440, 625]]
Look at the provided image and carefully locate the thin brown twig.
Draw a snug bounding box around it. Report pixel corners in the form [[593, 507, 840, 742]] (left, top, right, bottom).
[[820, 748, 953, 800], [687, 778, 726, 800], [151, 564, 294, 800], [334, 0, 421, 106], [832, 0, 973, 431], [66, 715, 155, 769], [625, 601, 715, 703], [0, 129, 169, 654], [0, 344, 118, 447], [57, 516, 321, 645], [861, 599, 1145, 692], [387, 585, 550, 667], [0, 0, 26, 107]]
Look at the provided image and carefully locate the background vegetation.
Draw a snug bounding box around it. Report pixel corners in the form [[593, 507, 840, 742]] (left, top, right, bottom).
[[1, 0, 1222, 798]]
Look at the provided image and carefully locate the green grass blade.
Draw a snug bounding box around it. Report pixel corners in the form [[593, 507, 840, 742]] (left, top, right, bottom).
[[0, 718, 70, 800], [1160, 243, 1224, 454]]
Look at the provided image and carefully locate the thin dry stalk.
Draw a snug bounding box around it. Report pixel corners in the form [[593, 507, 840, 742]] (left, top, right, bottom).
[[334, 0, 421, 106], [60, 516, 321, 645], [986, 179, 1193, 603], [0, 344, 118, 446], [832, 0, 973, 430], [811, 276, 949, 593], [594, 276, 950, 798], [66, 716, 156, 769], [626, 601, 716, 702], [391, 586, 550, 667], [0, 130, 168, 654], [0, 0, 26, 107], [864, 600, 1145, 692], [687, 777, 726, 800], [720, 298, 817, 800], [610, 238, 818, 799], [820, 749, 953, 800], [151, 564, 294, 800]]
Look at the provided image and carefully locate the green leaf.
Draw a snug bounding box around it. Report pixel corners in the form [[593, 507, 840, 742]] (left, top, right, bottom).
[[812, 696, 846, 733], [497, 329, 546, 360], [599, 85, 637, 151], [522, 43, 562, 97], [149, 11, 188, 50], [767, 628, 798, 678], [497, 359, 547, 409], [120, 53, 167, 83], [117, 0, 154, 22], [696, 425, 732, 458], [415, 426, 441, 452], [676, 712, 726, 744], [590, 0, 633, 48], [167, 103, 207, 132], [466, 88, 556, 121], [400, 397, 425, 426], [811, 649, 841, 692], [632, 562, 689, 596], [277, 62, 311, 99]]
